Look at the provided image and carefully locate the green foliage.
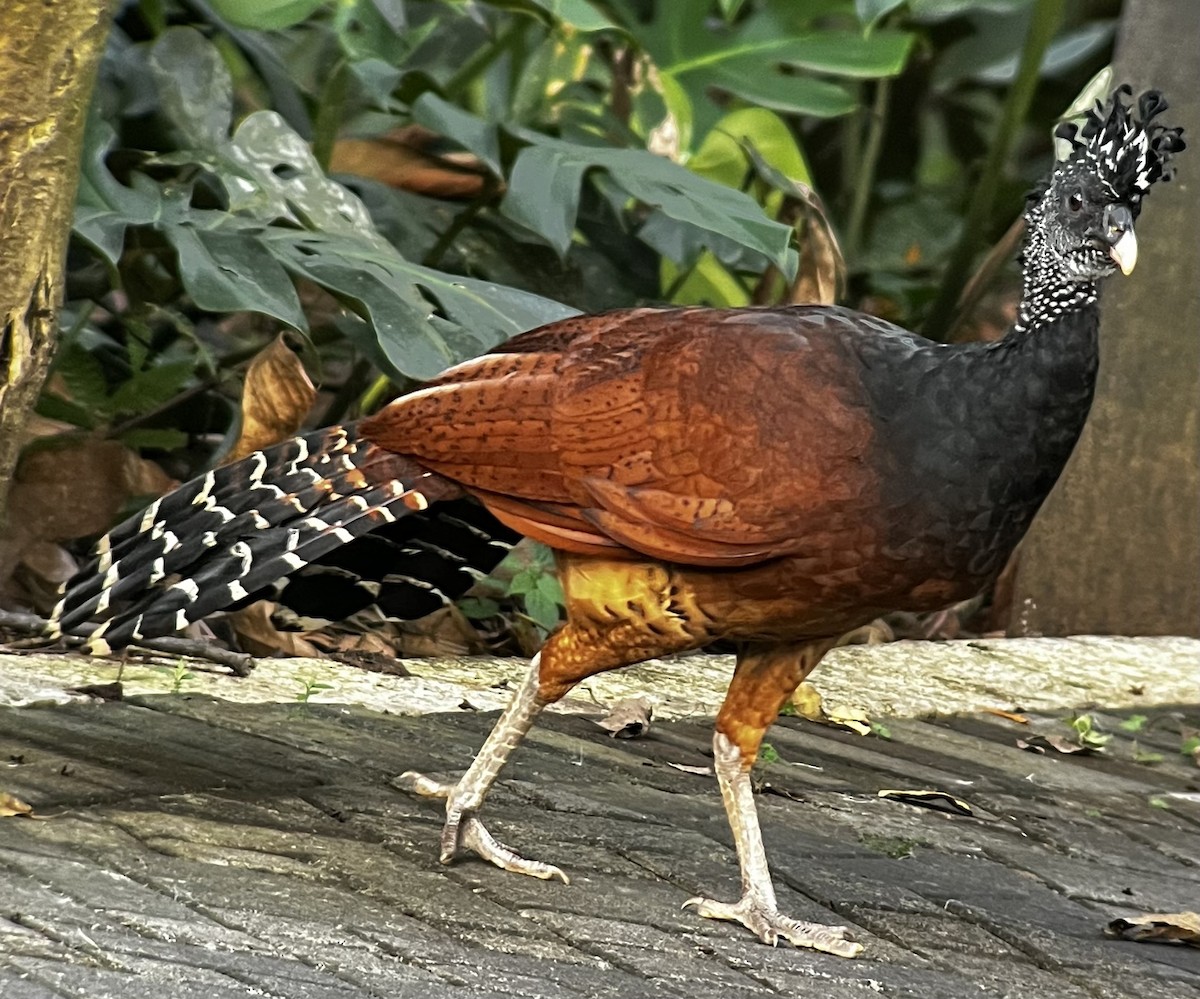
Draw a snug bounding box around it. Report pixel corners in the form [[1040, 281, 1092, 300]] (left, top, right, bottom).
[[297, 677, 334, 703], [1066, 713, 1111, 752], [501, 544, 567, 633], [758, 743, 780, 764], [158, 659, 196, 694]]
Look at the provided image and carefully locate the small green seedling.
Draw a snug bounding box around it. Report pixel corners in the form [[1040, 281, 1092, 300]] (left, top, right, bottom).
[[1118, 714, 1149, 733], [1067, 713, 1111, 752], [758, 743, 780, 765], [157, 659, 195, 694], [1131, 741, 1164, 765], [297, 678, 334, 704]]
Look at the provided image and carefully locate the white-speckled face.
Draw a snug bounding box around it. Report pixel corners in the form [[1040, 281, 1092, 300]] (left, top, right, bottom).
[[1040, 162, 1128, 282]]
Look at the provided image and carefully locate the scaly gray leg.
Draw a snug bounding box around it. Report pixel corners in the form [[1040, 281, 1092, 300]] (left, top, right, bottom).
[[397, 653, 569, 883], [684, 731, 863, 957]]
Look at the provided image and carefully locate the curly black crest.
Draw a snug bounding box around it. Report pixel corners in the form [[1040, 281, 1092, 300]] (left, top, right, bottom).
[[1054, 85, 1186, 203]]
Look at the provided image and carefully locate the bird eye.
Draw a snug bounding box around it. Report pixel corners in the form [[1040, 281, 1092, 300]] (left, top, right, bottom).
[[1068, 191, 1084, 211]]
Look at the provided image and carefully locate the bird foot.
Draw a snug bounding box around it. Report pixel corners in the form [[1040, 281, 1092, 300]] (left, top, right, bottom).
[[683, 894, 863, 957], [396, 770, 570, 884]]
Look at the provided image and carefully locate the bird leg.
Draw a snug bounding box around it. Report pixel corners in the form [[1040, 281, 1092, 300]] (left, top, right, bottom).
[[397, 652, 570, 882], [684, 641, 864, 958]]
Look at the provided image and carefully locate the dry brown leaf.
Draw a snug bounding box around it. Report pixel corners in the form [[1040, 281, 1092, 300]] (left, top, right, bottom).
[[386, 605, 489, 657], [2, 438, 174, 590], [828, 712, 872, 737], [1105, 911, 1200, 947], [790, 203, 845, 306], [0, 792, 35, 818], [228, 601, 322, 658], [984, 708, 1030, 724], [1016, 734, 1090, 755], [787, 681, 824, 721], [8, 438, 175, 544], [225, 336, 316, 465], [596, 696, 653, 738], [308, 630, 401, 656], [785, 681, 875, 736], [330, 127, 496, 199]]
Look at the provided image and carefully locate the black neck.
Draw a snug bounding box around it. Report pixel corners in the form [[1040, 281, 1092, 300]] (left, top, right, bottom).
[[1014, 200, 1100, 334]]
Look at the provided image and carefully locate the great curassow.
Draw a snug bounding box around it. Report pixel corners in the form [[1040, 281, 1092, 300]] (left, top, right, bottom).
[[50, 87, 1184, 957]]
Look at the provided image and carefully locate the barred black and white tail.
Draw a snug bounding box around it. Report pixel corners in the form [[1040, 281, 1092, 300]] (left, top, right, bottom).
[[48, 425, 519, 653]]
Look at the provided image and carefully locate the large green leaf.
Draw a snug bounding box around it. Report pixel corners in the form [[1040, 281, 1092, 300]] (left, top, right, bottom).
[[501, 145, 590, 255], [148, 28, 234, 151], [616, 0, 915, 143], [165, 222, 308, 330], [856, 0, 907, 28], [74, 118, 162, 265], [207, 0, 328, 30], [411, 92, 502, 174], [502, 132, 795, 275], [518, 0, 619, 32], [214, 111, 575, 376]]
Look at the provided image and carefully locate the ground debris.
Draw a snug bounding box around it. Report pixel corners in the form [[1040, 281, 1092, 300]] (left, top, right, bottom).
[[1105, 911, 1200, 947]]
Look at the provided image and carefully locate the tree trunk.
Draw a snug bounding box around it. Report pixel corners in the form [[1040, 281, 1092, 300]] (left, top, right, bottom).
[[1012, 3, 1200, 637], [0, 1, 112, 527]]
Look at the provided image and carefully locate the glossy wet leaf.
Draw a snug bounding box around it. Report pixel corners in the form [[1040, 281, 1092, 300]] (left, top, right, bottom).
[[148, 28, 234, 151]]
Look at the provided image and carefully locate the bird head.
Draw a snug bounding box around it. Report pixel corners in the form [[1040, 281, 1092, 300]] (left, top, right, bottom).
[[1028, 86, 1185, 282]]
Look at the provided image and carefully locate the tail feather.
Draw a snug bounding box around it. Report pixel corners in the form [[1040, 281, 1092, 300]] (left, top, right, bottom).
[[88, 477, 443, 651], [49, 425, 473, 652], [264, 498, 520, 628]]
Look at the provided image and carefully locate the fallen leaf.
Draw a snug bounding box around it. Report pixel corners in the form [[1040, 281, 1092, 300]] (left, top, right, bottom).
[[1105, 911, 1200, 947], [984, 709, 1029, 724], [878, 789, 974, 817], [68, 682, 124, 701], [229, 601, 322, 658], [7, 438, 175, 544], [225, 336, 316, 465], [668, 763, 713, 777], [0, 792, 34, 818], [785, 681, 876, 736], [787, 681, 824, 721], [826, 707, 873, 737], [596, 696, 653, 739], [1017, 734, 1092, 755]]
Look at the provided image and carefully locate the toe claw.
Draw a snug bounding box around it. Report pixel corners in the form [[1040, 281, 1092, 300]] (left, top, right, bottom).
[[396, 770, 454, 798], [684, 894, 863, 958], [398, 771, 570, 883]]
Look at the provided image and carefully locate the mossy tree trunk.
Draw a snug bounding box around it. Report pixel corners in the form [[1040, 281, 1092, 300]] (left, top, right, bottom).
[[1012, 2, 1200, 637], [0, 1, 112, 526]]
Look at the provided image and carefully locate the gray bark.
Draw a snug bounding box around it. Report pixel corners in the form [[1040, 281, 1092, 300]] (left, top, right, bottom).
[[1012, 2, 1200, 636]]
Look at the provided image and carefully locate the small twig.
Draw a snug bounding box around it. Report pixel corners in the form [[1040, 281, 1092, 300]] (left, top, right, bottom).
[[0, 609, 253, 676]]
